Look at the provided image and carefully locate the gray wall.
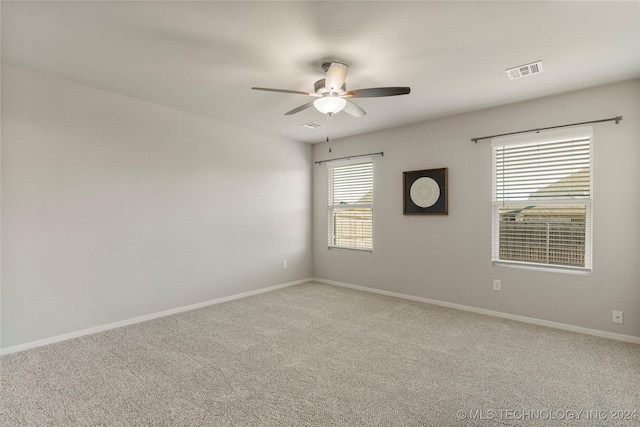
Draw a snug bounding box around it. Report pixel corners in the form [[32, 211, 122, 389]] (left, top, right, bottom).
[[2, 65, 638, 350], [1, 66, 313, 349], [313, 79, 640, 339]]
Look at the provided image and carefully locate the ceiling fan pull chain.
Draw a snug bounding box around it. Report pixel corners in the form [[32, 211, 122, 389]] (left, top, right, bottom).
[[327, 113, 332, 152]]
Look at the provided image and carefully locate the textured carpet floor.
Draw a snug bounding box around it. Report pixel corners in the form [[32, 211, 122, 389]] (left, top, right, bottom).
[[1, 282, 639, 426]]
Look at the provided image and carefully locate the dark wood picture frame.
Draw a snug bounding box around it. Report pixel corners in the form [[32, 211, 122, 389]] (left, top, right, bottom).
[[403, 168, 448, 215]]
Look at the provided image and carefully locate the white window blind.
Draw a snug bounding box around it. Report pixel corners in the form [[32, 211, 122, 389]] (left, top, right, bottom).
[[328, 159, 373, 251], [491, 127, 592, 271]]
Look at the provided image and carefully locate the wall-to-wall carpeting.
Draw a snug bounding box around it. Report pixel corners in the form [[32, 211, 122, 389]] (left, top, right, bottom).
[[2, 283, 639, 426]]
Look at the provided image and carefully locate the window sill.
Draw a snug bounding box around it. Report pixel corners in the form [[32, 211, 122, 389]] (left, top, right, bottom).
[[492, 260, 591, 275], [328, 246, 372, 254]]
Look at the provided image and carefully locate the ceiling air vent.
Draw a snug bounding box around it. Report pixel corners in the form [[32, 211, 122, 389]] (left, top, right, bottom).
[[300, 122, 323, 129], [506, 61, 544, 80]]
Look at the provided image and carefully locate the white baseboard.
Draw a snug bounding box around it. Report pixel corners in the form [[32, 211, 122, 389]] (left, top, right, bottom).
[[5, 277, 637, 355], [1, 278, 313, 356], [313, 277, 640, 345]]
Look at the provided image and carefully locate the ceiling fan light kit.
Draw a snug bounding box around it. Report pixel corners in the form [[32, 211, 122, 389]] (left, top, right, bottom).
[[252, 62, 410, 117], [313, 96, 347, 115]]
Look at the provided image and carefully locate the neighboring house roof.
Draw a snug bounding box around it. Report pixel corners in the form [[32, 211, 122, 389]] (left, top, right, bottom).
[[502, 205, 585, 222], [529, 168, 590, 200], [502, 168, 589, 220]]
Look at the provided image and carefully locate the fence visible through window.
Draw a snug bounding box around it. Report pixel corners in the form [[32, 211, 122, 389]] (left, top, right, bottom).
[[498, 205, 586, 267], [332, 208, 372, 249]]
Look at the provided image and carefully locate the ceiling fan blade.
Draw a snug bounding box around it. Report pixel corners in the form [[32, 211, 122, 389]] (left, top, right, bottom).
[[342, 100, 367, 117], [284, 101, 315, 115], [344, 87, 411, 98], [324, 63, 348, 93], [252, 87, 316, 96]]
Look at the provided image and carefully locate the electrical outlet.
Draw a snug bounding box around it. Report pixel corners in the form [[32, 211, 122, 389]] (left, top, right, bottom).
[[613, 311, 623, 324], [282, 261, 287, 269], [493, 279, 501, 291]]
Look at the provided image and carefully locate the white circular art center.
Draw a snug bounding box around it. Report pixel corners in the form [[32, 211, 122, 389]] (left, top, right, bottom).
[[410, 177, 440, 208]]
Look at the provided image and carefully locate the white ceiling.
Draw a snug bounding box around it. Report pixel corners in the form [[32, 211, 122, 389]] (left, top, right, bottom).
[[2, 1, 639, 143]]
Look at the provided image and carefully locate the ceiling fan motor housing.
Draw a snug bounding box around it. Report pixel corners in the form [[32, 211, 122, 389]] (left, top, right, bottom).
[[314, 79, 346, 95], [322, 62, 348, 93]]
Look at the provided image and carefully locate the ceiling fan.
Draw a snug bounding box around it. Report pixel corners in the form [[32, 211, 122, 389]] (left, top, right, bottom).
[[252, 62, 410, 117]]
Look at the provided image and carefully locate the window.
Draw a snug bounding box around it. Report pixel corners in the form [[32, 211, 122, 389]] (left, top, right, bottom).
[[491, 127, 592, 272], [328, 158, 373, 251]]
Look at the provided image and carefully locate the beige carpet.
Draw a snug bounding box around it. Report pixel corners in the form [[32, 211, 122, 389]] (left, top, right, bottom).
[[1, 282, 639, 426]]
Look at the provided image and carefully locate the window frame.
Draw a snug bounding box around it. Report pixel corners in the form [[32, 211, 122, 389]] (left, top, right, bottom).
[[327, 157, 374, 252], [491, 126, 593, 274]]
